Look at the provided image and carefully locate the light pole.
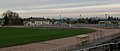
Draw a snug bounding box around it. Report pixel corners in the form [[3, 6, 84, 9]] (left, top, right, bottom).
[[80, 14, 82, 19], [60, 14, 62, 20], [60, 14, 61, 20], [105, 14, 108, 21], [60, 14, 62, 23], [105, 14, 108, 28], [79, 14, 82, 26]]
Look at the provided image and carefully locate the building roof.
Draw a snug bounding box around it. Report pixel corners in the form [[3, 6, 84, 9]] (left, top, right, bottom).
[[30, 17, 48, 21], [24, 17, 49, 21], [110, 20, 120, 22]]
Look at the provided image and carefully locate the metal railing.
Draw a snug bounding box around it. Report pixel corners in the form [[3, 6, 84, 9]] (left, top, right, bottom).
[[29, 24, 120, 29], [78, 41, 120, 51], [43, 31, 104, 51], [43, 30, 120, 51]]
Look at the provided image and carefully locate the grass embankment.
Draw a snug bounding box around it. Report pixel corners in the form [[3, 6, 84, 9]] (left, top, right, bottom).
[[0, 27, 95, 48]]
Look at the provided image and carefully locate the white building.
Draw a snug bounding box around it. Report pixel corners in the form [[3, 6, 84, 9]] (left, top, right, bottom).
[[23, 17, 51, 26], [98, 21, 112, 24], [0, 18, 4, 26]]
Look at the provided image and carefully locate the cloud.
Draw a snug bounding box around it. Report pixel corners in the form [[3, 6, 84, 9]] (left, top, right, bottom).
[[0, 0, 119, 9], [0, 0, 120, 18]]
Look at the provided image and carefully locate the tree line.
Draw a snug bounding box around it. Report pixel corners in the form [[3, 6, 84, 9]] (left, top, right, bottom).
[[2, 10, 23, 26], [51, 17, 119, 24], [1, 10, 120, 26]]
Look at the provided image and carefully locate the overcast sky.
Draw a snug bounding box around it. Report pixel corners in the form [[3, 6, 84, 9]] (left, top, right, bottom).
[[0, 0, 120, 18]]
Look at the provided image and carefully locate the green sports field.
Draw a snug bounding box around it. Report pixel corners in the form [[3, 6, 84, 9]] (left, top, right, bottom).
[[0, 27, 95, 48]]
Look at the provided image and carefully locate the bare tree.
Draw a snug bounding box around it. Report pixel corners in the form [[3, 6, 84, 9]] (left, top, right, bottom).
[[2, 10, 23, 25]]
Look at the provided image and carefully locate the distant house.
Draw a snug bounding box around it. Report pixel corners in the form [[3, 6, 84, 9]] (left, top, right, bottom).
[[98, 21, 112, 24], [23, 17, 51, 26], [54, 20, 66, 25], [0, 18, 4, 26], [110, 20, 120, 24], [98, 20, 120, 24]]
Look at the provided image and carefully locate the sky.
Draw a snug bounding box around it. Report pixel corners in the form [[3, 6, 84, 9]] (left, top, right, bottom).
[[0, 0, 120, 18]]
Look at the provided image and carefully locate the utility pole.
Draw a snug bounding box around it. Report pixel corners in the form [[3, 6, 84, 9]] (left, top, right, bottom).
[[43, 16, 44, 18], [105, 14, 108, 28], [105, 14, 108, 21], [80, 14, 82, 19], [79, 14, 82, 25], [60, 14, 61, 20], [60, 14, 62, 23]]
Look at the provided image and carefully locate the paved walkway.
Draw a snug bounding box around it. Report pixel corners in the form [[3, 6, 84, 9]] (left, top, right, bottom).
[[0, 28, 120, 51]]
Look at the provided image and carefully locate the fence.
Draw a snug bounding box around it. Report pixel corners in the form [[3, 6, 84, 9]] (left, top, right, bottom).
[[43, 42, 81, 51], [69, 24, 120, 29], [78, 41, 120, 51], [44, 30, 120, 51], [29, 24, 120, 29], [43, 31, 102, 51], [78, 43, 115, 51]]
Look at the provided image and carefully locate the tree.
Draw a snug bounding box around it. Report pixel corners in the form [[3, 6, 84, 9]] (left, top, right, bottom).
[[2, 10, 23, 25], [110, 16, 114, 20], [108, 15, 111, 20], [113, 17, 117, 20], [66, 18, 71, 24], [3, 14, 9, 25], [116, 17, 119, 20]]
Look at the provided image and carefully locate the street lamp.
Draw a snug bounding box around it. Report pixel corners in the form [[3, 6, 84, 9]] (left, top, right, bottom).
[[60, 14, 61, 20], [105, 14, 108, 21], [80, 14, 82, 19], [105, 14, 108, 28]]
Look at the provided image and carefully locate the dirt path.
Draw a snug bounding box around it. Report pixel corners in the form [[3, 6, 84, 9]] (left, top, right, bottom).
[[0, 28, 120, 51]]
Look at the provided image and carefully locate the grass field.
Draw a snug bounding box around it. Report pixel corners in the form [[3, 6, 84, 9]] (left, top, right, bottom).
[[0, 27, 95, 48]]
